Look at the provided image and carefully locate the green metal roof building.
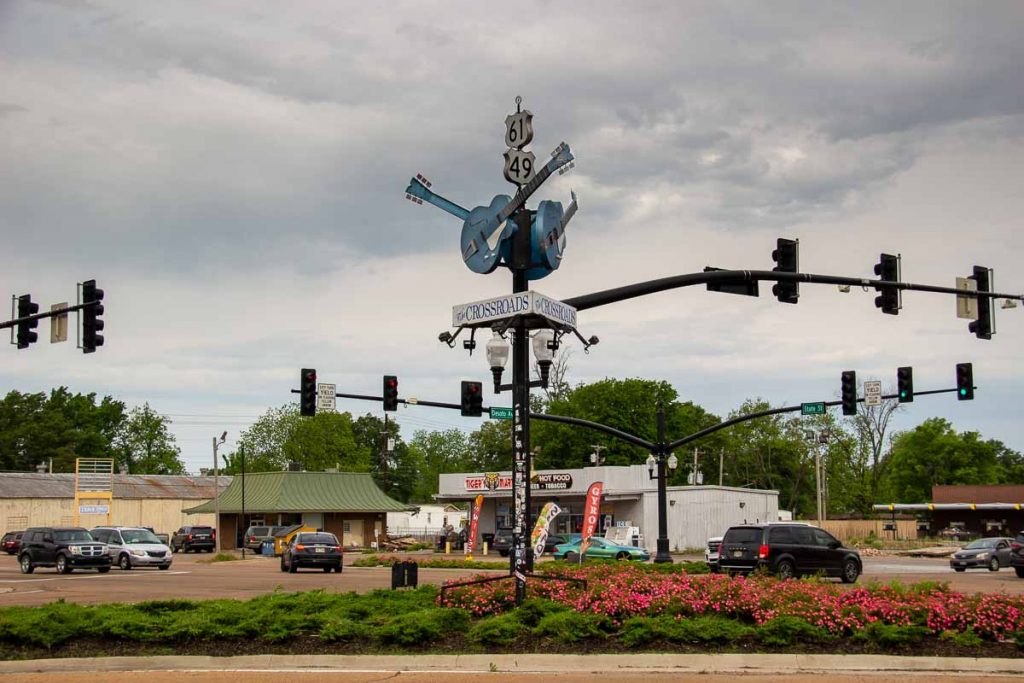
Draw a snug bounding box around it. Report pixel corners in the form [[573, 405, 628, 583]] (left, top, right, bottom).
[[185, 471, 413, 550]]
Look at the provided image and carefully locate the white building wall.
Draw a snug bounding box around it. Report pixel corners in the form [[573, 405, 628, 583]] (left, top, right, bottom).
[[387, 505, 467, 534], [0, 498, 216, 536], [657, 486, 780, 552]]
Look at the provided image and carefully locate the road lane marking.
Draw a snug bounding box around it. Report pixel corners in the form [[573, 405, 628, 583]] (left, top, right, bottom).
[[0, 571, 191, 583]]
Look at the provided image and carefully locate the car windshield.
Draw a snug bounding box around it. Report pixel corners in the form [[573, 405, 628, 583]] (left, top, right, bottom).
[[965, 538, 1000, 549], [246, 527, 269, 535], [298, 533, 337, 544], [55, 530, 94, 542], [121, 529, 161, 544]]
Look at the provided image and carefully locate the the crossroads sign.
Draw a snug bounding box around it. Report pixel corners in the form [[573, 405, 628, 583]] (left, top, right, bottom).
[[452, 290, 578, 329]]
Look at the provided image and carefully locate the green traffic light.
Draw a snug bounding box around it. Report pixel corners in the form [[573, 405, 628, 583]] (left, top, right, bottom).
[[959, 388, 967, 396]]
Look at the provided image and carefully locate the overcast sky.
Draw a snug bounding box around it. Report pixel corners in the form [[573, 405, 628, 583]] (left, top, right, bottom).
[[2, 1, 1023, 474]]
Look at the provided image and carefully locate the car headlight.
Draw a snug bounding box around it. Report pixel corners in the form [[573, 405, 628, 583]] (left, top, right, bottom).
[[99, 546, 109, 555], [977, 552, 990, 559], [131, 549, 147, 558]]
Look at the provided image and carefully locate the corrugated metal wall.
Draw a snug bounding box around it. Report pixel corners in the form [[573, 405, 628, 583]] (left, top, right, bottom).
[[641, 487, 780, 552], [0, 498, 216, 535]]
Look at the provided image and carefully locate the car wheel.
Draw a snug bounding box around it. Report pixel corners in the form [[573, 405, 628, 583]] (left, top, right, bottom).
[[336, 565, 343, 573], [565, 551, 580, 563], [710, 564, 720, 574], [98, 567, 110, 574], [776, 558, 796, 580], [615, 551, 630, 561], [289, 560, 298, 573], [19, 554, 34, 574], [280, 557, 288, 573], [989, 557, 1001, 572], [158, 565, 170, 571], [840, 558, 860, 584], [1015, 566, 1024, 578], [499, 550, 509, 557], [954, 567, 966, 572], [56, 554, 71, 574], [119, 554, 132, 571], [171, 544, 178, 554], [323, 567, 332, 573]]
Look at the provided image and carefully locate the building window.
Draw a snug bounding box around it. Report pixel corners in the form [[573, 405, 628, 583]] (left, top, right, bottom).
[[343, 521, 351, 533]]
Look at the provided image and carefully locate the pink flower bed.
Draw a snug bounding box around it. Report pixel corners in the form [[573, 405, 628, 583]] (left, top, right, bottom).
[[438, 564, 1024, 639]]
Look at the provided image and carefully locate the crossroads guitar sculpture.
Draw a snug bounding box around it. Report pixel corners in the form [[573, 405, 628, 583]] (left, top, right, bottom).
[[404, 143, 574, 274], [519, 192, 578, 281]]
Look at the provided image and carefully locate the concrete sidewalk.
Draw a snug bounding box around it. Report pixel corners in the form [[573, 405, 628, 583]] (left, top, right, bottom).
[[1, 653, 1023, 676]]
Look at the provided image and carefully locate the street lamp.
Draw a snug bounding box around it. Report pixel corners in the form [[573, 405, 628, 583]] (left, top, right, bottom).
[[486, 330, 510, 393], [590, 445, 606, 466], [645, 412, 679, 564], [212, 431, 227, 554], [532, 328, 555, 387]]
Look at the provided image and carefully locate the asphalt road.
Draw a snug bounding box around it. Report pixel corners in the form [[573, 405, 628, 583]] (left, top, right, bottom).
[[0, 551, 1021, 608]]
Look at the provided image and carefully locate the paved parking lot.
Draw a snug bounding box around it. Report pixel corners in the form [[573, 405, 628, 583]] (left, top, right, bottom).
[[0, 552, 1021, 607]]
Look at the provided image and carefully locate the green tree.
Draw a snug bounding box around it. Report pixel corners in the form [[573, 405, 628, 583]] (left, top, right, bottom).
[[115, 403, 186, 474], [881, 418, 1003, 502], [352, 413, 420, 503], [407, 429, 470, 502], [0, 388, 125, 472]]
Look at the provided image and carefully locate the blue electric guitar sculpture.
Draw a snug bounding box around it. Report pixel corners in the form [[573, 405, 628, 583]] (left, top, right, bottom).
[[519, 192, 578, 280], [405, 173, 470, 221], [459, 142, 574, 274]]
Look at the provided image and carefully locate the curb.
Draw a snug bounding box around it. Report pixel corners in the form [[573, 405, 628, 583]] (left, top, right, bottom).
[[1, 653, 1023, 675]]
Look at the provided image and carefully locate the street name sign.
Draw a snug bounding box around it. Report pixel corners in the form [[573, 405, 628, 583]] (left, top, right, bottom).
[[864, 380, 882, 406], [317, 383, 336, 412], [490, 407, 514, 420], [452, 290, 578, 329], [956, 276, 978, 320], [801, 402, 826, 416]]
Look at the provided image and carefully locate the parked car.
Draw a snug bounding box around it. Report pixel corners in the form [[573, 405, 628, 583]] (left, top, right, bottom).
[[542, 533, 581, 554], [170, 525, 216, 553], [1010, 534, 1024, 578], [91, 526, 173, 571], [551, 536, 651, 562], [705, 536, 723, 573], [717, 523, 861, 583], [950, 536, 1012, 572], [2, 531, 23, 555], [280, 532, 343, 573], [154, 533, 170, 545], [244, 525, 286, 551], [491, 527, 513, 557], [17, 527, 112, 574]]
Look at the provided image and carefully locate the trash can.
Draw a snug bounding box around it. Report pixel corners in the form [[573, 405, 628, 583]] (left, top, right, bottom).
[[391, 561, 419, 589], [261, 539, 275, 556]]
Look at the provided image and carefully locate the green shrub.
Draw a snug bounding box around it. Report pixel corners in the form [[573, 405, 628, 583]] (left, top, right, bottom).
[[515, 598, 570, 627], [468, 613, 528, 647], [320, 618, 371, 643], [0, 601, 89, 648], [619, 615, 674, 647], [940, 628, 984, 648], [669, 616, 754, 643], [852, 622, 930, 647], [376, 608, 469, 646], [757, 616, 832, 647], [533, 610, 611, 643]]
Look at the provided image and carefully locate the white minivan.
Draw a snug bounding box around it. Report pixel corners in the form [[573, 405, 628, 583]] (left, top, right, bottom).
[[91, 526, 173, 571]]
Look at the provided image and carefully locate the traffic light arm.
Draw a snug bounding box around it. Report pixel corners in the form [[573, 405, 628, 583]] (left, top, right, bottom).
[[666, 386, 966, 452], [562, 268, 1024, 312], [0, 300, 99, 331]]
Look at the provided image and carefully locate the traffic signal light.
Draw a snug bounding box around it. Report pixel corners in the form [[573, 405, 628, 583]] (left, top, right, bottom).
[[15, 295, 39, 349], [897, 366, 914, 403], [81, 279, 104, 353], [771, 238, 799, 304], [300, 368, 317, 416], [956, 363, 974, 401], [460, 380, 483, 417], [841, 370, 857, 416], [874, 253, 900, 315], [968, 266, 993, 340], [383, 375, 398, 412]]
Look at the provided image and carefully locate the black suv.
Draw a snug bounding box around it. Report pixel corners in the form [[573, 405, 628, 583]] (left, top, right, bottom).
[[170, 525, 216, 553], [718, 523, 861, 583], [18, 527, 112, 574], [1009, 534, 1024, 578], [491, 527, 513, 557]]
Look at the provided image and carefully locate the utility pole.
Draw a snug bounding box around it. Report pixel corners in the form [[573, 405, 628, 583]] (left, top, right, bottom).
[[590, 444, 606, 466], [212, 432, 226, 554], [719, 448, 724, 487]]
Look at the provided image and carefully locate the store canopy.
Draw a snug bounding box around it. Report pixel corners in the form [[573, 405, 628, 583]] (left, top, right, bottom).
[[873, 503, 1024, 512], [184, 471, 413, 514]]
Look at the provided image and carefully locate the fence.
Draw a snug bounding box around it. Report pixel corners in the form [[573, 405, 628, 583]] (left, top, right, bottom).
[[818, 519, 918, 541]]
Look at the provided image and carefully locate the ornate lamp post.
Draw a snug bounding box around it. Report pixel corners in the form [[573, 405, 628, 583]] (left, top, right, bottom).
[[645, 407, 679, 564]]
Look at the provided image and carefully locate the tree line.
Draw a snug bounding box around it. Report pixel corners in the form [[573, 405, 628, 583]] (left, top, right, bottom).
[[3, 382, 1021, 517]]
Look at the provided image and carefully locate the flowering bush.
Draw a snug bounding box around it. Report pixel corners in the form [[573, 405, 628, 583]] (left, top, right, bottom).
[[438, 563, 1024, 640]]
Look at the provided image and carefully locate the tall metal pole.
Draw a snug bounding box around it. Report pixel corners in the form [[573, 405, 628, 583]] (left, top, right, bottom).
[[212, 437, 221, 554], [654, 406, 672, 563], [815, 447, 822, 524], [240, 443, 246, 559], [510, 219, 532, 604]]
